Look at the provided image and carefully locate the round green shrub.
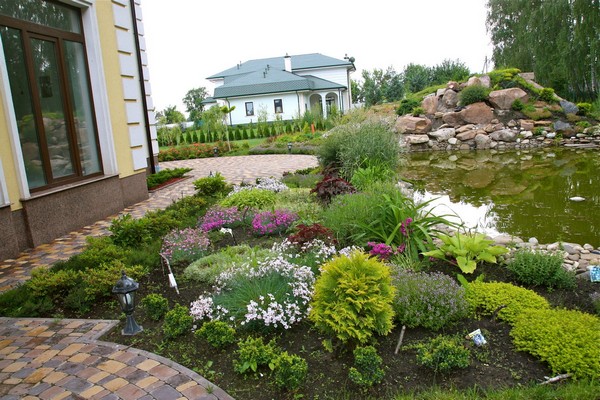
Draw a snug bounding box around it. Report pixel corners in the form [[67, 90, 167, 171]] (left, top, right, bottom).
[[309, 250, 395, 346], [196, 320, 236, 348], [393, 270, 469, 331], [458, 85, 491, 106], [576, 102, 592, 116], [511, 308, 600, 379], [507, 249, 576, 289], [233, 336, 279, 374], [271, 351, 308, 391], [219, 188, 276, 212], [539, 87, 556, 103], [193, 173, 230, 197], [511, 98, 525, 111], [348, 345, 385, 388], [414, 334, 471, 373], [465, 281, 550, 325], [140, 293, 169, 321], [163, 304, 194, 340], [396, 97, 421, 116]]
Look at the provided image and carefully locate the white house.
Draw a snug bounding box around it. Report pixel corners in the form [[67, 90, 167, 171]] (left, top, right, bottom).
[[206, 53, 355, 126]]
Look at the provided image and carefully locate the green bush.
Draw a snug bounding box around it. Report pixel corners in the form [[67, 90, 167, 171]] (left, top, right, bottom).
[[511, 98, 525, 111], [396, 97, 421, 116], [67, 236, 129, 272], [271, 351, 308, 391], [348, 346, 385, 388], [140, 293, 169, 321], [539, 87, 557, 103], [591, 292, 600, 316], [465, 281, 550, 325], [281, 171, 323, 189], [109, 212, 180, 248], [79, 261, 147, 302], [411, 106, 425, 116], [393, 270, 468, 331], [163, 304, 194, 340], [147, 167, 191, 190], [507, 249, 576, 289], [219, 188, 276, 214], [0, 284, 53, 317], [576, 102, 592, 116], [233, 336, 279, 374], [309, 250, 395, 346], [488, 68, 521, 87], [458, 85, 491, 106], [193, 172, 230, 197], [511, 308, 600, 379], [196, 320, 236, 348], [414, 334, 471, 374]]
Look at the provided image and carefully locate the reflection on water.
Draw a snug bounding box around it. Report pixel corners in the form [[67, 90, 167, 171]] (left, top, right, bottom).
[[400, 148, 600, 246]]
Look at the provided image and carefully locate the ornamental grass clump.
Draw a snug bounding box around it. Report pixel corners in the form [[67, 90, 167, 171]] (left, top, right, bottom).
[[160, 227, 210, 264], [198, 205, 243, 232], [309, 250, 395, 346], [251, 209, 298, 236], [189, 256, 315, 330], [393, 270, 469, 331]]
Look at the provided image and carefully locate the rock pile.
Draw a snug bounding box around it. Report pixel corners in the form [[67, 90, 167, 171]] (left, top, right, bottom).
[[394, 75, 600, 152]]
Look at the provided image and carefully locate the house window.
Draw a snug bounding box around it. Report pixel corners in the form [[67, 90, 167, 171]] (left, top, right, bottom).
[[245, 102, 254, 116], [274, 99, 283, 113], [0, 0, 102, 191]]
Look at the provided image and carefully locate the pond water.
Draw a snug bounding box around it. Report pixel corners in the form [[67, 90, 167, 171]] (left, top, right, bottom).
[[399, 148, 600, 247]]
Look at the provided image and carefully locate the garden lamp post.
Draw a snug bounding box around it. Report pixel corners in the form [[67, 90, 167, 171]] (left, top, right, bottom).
[[287, 142, 292, 154], [112, 271, 143, 336], [213, 146, 218, 157]]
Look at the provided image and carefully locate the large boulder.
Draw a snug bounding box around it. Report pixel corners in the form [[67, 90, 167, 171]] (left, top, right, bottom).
[[466, 75, 491, 88], [559, 100, 579, 114], [421, 95, 439, 115], [460, 102, 494, 124], [475, 133, 492, 149], [489, 129, 518, 142], [442, 112, 464, 127], [405, 134, 430, 145], [395, 115, 432, 134], [489, 88, 529, 110], [456, 129, 480, 141], [520, 120, 535, 131], [440, 90, 459, 110], [429, 127, 456, 142]]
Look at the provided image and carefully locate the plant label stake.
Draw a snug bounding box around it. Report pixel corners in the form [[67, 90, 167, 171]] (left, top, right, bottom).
[[159, 253, 180, 294]]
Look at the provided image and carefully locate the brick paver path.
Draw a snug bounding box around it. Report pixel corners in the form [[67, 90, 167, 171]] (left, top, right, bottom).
[[0, 318, 233, 399]]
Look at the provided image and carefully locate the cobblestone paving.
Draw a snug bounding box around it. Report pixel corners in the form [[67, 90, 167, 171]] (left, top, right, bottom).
[[0, 318, 232, 399]]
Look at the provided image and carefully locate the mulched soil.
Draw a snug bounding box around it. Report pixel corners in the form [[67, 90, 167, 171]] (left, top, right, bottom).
[[94, 226, 597, 399]]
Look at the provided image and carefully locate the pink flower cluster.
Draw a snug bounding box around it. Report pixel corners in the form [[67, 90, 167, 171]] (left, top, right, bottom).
[[199, 206, 242, 231], [251, 209, 297, 236], [400, 217, 413, 237], [161, 227, 210, 263], [367, 241, 406, 261]]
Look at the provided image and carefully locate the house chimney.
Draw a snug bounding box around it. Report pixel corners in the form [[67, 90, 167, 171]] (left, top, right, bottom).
[[284, 53, 292, 72]]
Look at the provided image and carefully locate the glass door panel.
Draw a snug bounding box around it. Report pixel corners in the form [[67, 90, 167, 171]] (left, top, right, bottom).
[[30, 37, 75, 179], [64, 40, 101, 175], [0, 26, 46, 189]]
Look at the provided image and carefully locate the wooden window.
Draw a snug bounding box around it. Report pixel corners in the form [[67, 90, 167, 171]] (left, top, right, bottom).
[[274, 99, 283, 113], [245, 101, 254, 116], [0, 0, 102, 191]]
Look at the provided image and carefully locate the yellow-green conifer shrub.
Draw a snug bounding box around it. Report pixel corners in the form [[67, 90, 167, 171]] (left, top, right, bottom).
[[511, 308, 600, 379], [465, 281, 550, 325], [309, 250, 395, 346]]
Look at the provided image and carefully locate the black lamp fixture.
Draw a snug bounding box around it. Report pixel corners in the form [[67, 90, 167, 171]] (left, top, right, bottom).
[[213, 146, 219, 157], [287, 142, 292, 154], [112, 271, 143, 336]]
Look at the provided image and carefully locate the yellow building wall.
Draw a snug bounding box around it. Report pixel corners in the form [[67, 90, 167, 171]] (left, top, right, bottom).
[[0, 98, 22, 211], [96, 1, 136, 178]]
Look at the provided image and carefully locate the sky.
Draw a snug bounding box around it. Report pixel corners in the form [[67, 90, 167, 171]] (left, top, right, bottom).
[[142, 0, 494, 116]]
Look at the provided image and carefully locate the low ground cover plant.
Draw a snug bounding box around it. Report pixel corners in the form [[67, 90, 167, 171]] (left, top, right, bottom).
[[147, 167, 191, 190], [196, 320, 236, 348], [348, 345, 385, 388], [140, 293, 169, 321], [413, 334, 471, 373]]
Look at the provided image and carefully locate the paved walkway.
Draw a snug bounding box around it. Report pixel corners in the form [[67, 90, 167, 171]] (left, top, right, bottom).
[[0, 154, 319, 400]]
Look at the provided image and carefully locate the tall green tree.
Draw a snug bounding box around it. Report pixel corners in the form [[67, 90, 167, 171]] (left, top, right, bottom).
[[182, 87, 208, 122], [157, 105, 185, 125], [361, 67, 404, 106], [486, 0, 599, 100]]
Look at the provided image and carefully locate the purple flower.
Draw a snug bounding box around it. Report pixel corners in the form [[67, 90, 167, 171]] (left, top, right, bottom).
[[251, 209, 297, 236], [199, 206, 242, 231]]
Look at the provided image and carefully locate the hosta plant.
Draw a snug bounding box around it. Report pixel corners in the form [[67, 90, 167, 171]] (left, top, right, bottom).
[[423, 232, 508, 274]]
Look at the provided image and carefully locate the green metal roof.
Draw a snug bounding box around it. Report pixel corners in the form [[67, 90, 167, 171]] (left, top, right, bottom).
[[213, 70, 346, 99], [207, 53, 354, 80]]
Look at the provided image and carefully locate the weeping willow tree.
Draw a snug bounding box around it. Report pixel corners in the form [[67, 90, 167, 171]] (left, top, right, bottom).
[[486, 0, 599, 101]]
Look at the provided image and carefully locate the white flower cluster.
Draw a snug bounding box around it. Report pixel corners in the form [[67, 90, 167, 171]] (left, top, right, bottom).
[[271, 238, 340, 265], [228, 176, 289, 195], [189, 256, 315, 329]]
